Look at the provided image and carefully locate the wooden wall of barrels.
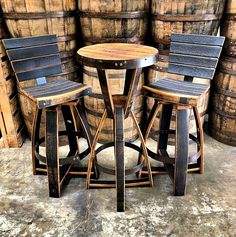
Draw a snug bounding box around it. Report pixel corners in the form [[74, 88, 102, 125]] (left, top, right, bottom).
[[0, 7, 26, 148], [0, 0, 235, 147], [209, 0, 236, 146]]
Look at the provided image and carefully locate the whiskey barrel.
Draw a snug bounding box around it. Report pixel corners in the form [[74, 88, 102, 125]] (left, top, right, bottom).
[[151, 0, 225, 53], [83, 66, 144, 143], [78, 0, 148, 143], [221, 0, 236, 57], [209, 57, 236, 146], [0, 12, 9, 57], [78, 0, 149, 45], [1, 0, 79, 140]]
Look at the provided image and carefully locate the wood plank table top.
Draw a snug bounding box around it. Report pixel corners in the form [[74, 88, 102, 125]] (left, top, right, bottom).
[[77, 43, 158, 69]]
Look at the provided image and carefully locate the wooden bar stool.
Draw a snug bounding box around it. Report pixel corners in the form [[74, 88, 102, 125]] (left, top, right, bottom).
[[142, 33, 225, 195], [3, 35, 98, 198], [77, 43, 158, 211]]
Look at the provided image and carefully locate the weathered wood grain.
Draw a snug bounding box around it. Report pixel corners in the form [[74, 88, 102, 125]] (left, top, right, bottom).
[[78, 0, 149, 45], [151, 0, 225, 51], [209, 56, 236, 146]]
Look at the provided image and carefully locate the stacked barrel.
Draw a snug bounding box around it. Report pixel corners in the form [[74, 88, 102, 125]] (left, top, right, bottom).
[[209, 0, 236, 146], [148, 0, 226, 142], [0, 8, 25, 147], [0, 0, 79, 140], [78, 0, 149, 143]]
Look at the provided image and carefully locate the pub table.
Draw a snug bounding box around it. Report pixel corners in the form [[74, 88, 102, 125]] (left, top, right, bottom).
[[77, 43, 158, 211]]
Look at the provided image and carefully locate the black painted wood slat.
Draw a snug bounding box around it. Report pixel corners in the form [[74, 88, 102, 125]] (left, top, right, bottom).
[[23, 79, 68, 91], [171, 33, 225, 46], [170, 42, 222, 58], [148, 86, 203, 97], [153, 79, 208, 91], [17, 65, 62, 81], [174, 109, 189, 196], [26, 80, 81, 95], [169, 53, 218, 68], [123, 69, 134, 95], [24, 81, 85, 98], [46, 106, 60, 198], [163, 78, 208, 89], [149, 80, 208, 97], [168, 63, 215, 79], [7, 44, 59, 61], [97, 69, 114, 118], [114, 106, 125, 212], [12, 54, 61, 73], [158, 104, 173, 150], [149, 84, 201, 97], [61, 105, 78, 155], [3, 35, 57, 49], [152, 83, 207, 94]]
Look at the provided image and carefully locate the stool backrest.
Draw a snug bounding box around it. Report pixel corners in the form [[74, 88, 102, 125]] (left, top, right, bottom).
[[168, 33, 225, 80], [2, 35, 62, 85]]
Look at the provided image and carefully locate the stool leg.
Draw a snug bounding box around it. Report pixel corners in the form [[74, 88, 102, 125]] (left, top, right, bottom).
[[31, 107, 42, 175], [174, 108, 189, 196], [114, 106, 125, 212], [61, 105, 78, 155], [75, 104, 99, 179], [131, 110, 153, 187], [45, 106, 60, 198], [158, 104, 173, 150], [193, 106, 204, 174], [137, 100, 161, 177], [86, 110, 107, 189]]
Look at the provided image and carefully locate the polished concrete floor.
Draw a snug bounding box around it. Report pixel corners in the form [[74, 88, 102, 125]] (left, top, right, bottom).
[[0, 132, 235, 237]]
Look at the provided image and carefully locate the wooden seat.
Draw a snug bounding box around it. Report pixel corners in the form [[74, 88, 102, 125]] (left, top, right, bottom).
[[22, 79, 90, 108], [141, 33, 225, 196], [3, 35, 97, 198], [144, 77, 209, 104]]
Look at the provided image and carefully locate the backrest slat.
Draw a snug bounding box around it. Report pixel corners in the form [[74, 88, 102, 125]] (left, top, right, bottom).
[[171, 34, 225, 46], [17, 65, 62, 82], [168, 33, 225, 79], [170, 42, 221, 58], [12, 54, 61, 73], [169, 54, 218, 68], [168, 63, 215, 80], [2, 35, 62, 83], [7, 44, 59, 61], [3, 35, 57, 49]]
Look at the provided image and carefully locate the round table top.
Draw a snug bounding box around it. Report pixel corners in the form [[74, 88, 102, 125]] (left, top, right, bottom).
[[77, 43, 158, 69]]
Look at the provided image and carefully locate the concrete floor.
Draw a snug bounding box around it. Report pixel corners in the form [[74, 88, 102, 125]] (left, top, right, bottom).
[[0, 132, 236, 237]]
